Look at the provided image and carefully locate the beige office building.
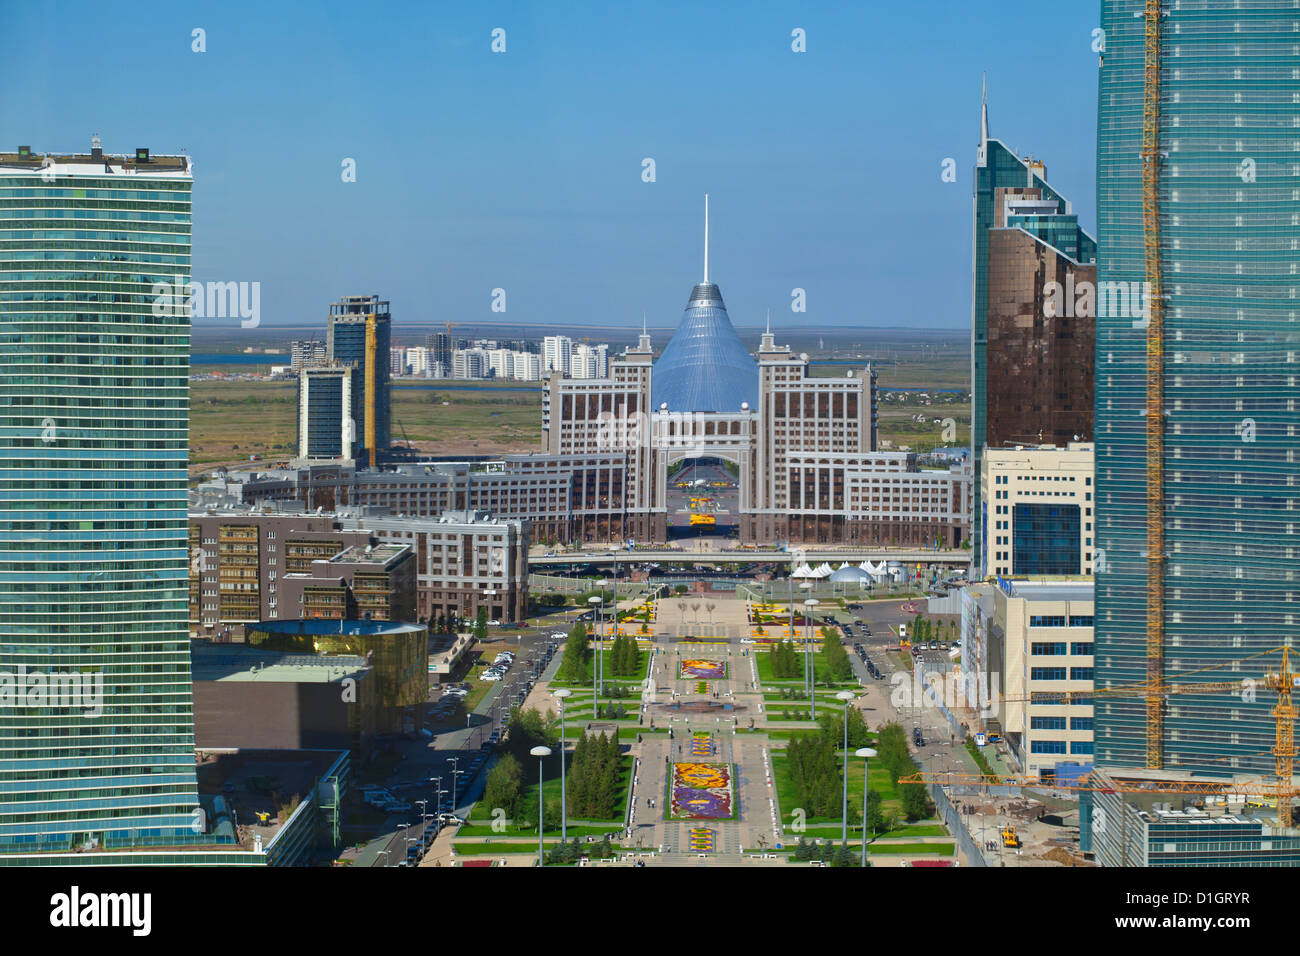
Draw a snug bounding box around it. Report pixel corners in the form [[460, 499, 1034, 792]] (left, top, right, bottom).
[[980, 442, 1094, 578]]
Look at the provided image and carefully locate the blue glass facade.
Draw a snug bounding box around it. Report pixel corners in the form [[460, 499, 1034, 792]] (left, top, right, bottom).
[[1094, 2, 1300, 775], [1012, 502, 1081, 575], [0, 151, 204, 852], [652, 282, 758, 413]]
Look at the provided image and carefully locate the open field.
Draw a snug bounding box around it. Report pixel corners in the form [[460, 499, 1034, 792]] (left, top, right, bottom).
[[188, 379, 545, 470]]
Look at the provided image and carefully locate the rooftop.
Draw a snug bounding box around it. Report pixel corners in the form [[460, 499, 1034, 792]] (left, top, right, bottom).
[[1001, 580, 1094, 603], [0, 145, 191, 176], [331, 543, 408, 566], [192, 641, 370, 684]]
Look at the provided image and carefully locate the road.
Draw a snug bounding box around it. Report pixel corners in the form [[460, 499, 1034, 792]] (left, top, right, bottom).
[[533, 549, 971, 567]]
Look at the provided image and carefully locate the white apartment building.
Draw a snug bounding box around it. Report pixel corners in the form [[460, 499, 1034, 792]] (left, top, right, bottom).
[[542, 335, 572, 376], [570, 342, 609, 379], [404, 346, 432, 376]]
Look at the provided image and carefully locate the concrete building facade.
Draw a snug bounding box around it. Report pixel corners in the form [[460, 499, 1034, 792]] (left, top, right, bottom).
[[980, 443, 1095, 578]]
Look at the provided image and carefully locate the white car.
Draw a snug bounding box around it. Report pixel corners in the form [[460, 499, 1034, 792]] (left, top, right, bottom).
[[739, 638, 756, 645], [550, 632, 566, 640], [487, 620, 502, 627]]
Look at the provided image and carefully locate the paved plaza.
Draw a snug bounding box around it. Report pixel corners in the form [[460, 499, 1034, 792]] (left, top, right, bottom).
[[443, 591, 977, 867]]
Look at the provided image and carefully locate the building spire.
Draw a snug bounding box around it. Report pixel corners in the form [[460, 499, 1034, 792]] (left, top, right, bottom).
[[765, 308, 771, 334], [703, 193, 710, 283], [980, 72, 989, 146]]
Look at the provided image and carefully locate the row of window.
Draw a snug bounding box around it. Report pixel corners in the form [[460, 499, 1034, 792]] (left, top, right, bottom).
[[1030, 716, 1094, 730], [1030, 642, 1095, 655], [1030, 667, 1095, 681], [1031, 740, 1094, 755], [1029, 615, 1094, 627]]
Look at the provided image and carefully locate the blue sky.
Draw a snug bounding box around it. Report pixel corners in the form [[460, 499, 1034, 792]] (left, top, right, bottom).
[[2, 0, 1099, 332]]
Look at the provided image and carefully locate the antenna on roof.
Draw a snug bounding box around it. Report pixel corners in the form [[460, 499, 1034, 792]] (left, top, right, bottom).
[[703, 193, 709, 283]]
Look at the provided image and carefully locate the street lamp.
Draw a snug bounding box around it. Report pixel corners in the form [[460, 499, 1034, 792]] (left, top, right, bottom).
[[554, 688, 572, 843], [836, 690, 856, 846], [855, 747, 877, 868], [449, 757, 461, 811], [530, 745, 553, 866], [587, 595, 604, 713], [430, 776, 442, 819], [803, 598, 819, 719]]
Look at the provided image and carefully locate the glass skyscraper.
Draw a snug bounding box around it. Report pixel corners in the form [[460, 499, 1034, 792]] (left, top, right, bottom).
[[0, 144, 204, 854], [1093, 2, 1300, 775], [971, 91, 1097, 570], [327, 295, 391, 466]]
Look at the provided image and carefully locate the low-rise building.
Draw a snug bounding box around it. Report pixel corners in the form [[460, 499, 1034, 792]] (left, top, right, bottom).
[[989, 579, 1094, 777], [187, 503, 528, 634]]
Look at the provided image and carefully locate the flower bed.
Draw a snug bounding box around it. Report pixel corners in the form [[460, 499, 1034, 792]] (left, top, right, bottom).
[[668, 762, 735, 820], [680, 658, 727, 680]]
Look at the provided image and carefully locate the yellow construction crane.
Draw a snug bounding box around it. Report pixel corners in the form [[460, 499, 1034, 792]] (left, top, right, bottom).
[[916, 646, 1300, 824], [1141, 0, 1166, 770], [365, 315, 377, 469]]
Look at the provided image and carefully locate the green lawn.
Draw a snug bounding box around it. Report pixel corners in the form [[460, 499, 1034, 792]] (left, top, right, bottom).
[[468, 753, 634, 831], [770, 747, 919, 828]]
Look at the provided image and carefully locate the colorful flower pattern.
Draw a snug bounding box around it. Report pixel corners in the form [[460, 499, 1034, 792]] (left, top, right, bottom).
[[680, 658, 726, 679], [669, 762, 734, 820]]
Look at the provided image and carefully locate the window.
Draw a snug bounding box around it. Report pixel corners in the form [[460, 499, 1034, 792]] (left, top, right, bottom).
[[1031, 716, 1067, 730], [1070, 667, 1094, 681], [1031, 740, 1067, 754], [1030, 615, 1066, 627], [1070, 717, 1093, 731], [1031, 667, 1067, 681], [1070, 741, 1094, 755], [1069, 615, 1094, 627], [1031, 642, 1067, 656], [1071, 641, 1094, 656]]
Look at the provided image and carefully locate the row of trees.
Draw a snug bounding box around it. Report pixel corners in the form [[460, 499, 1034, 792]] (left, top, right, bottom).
[[791, 838, 865, 866], [769, 640, 802, 679], [875, 722, 932, 822], [502, 706, 560, 764], [770, 633, 854, 684], [785, 712, 888, 831], [558, 622, 591, 683], [818, 627, 854, 683], [785, 733, 854, 819], [605, 635, 642, 677], [567, 731, 623, 819], [546, 835, 615, 865]]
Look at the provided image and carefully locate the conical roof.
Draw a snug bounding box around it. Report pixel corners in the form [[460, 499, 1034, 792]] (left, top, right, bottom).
[[651, 282, 758, 412]]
